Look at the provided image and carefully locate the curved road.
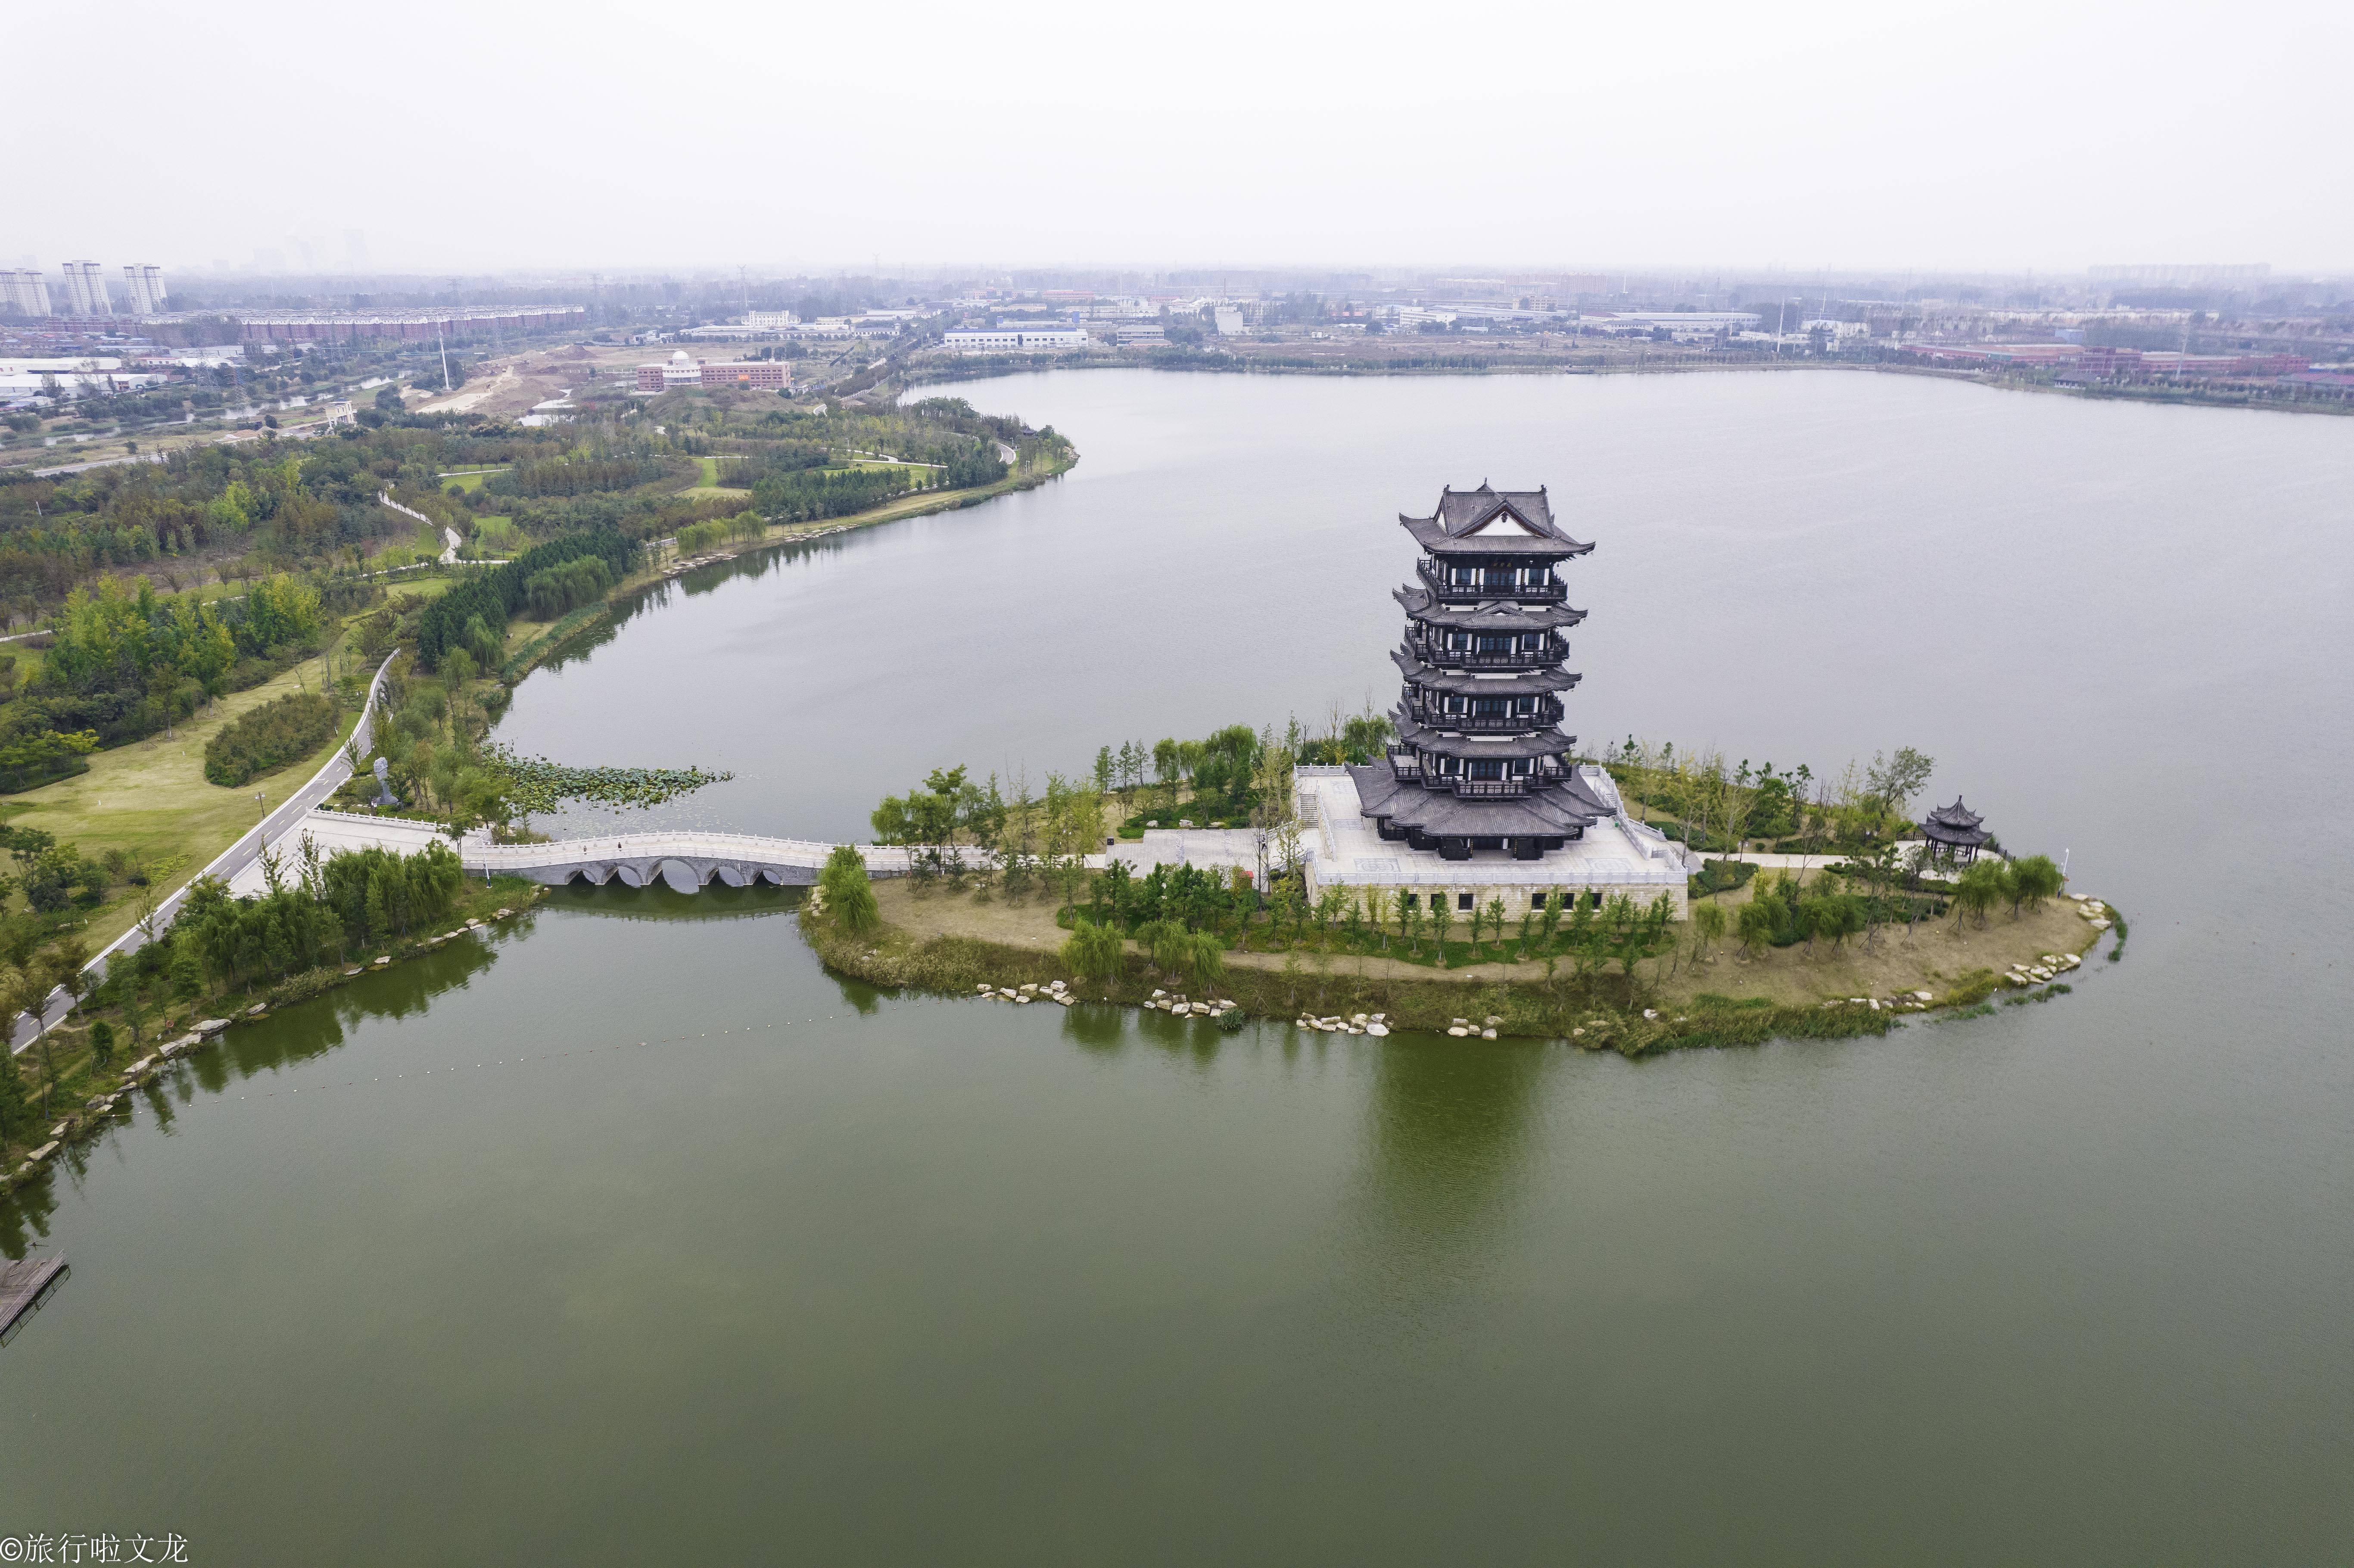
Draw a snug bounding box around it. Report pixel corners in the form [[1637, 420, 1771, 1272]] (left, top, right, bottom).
[[9, 655, 395, 1055]]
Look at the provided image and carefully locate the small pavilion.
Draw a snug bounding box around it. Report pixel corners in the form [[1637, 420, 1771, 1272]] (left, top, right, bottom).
[[1921, 797, 1991, 866]]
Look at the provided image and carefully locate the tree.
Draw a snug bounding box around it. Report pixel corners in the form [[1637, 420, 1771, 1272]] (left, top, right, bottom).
[[1184, 930, 1227, 990], [1144, 920, 1193, 981], [1693, 900, 1727, 955], [89, 1019, 115, 1067], [1431, 894, 1455, 966], [1866, 747, 1935, 827], [1735, 896, 1779, 953], [2008, 854, 2062, 914], [1952, 859, 2004, 928], [819, 844, 878, 934], [6, 967, 56, 1119], [1484, 898, 1507, 961], [1061, 918, 1125, 983]]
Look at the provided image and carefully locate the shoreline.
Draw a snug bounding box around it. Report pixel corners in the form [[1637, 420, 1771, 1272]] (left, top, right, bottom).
[[911, 354, 2351, 417], [800, 879, 2121, 1057], [498, 448, 1080, 683]]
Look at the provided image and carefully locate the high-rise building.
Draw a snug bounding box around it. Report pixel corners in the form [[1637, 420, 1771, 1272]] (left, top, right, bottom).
[[122, 263, 167, 315], [0, 269, 52, 317], [61, 261, 113, 317]]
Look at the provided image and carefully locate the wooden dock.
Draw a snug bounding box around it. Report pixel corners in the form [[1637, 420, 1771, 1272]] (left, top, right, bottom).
[[0, 1255, 66, 1344]]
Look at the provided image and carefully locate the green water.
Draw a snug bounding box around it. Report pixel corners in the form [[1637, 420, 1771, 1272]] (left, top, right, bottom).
[[3, 370, 2350, 1562]]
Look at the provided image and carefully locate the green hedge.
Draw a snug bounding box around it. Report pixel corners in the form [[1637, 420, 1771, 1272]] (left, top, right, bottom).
[[205, 692, 338, 787], [1689, 859, 1758, 897]]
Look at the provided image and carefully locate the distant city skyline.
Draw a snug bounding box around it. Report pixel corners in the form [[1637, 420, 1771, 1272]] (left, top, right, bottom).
[[12, 0, 2348, 276]]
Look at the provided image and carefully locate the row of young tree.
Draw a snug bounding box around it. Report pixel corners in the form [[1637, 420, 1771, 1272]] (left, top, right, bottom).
[[414, 527, 638, 669], [1697, 852, 2066, 956], [1608, 738, 1939, 860], [0, 837, 467, 1152], [0, 572, 331, 790], [868, 765, 1105, 902], [1088, 709, 1392, 812]]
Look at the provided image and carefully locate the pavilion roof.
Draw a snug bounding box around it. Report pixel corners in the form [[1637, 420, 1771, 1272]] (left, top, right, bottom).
[[1926, 797, 1984, 829], [1399, 482, 1594, 557]]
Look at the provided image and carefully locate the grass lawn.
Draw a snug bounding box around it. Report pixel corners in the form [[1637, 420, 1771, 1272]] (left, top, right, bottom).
[[0, 655, 364, 954], [436, 467, 508, 491], [676, 455, 752, 502]]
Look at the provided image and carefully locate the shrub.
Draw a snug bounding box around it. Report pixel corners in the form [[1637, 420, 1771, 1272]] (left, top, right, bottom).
[[1688, 859, 1757, 897], [205, 693, 338, 787]]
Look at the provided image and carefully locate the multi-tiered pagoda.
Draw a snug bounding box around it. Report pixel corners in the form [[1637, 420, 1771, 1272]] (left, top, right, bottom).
[[1349, 483, 1617, 861]]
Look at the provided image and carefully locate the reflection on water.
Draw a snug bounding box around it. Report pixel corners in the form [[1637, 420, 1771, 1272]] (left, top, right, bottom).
[[0, 936, 506, 1256], [1358, 1034, 1551, 1289], [535, 530, 867, 684]]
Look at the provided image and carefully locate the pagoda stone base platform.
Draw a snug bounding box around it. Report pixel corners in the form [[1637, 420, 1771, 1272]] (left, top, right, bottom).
[[1293, 765, 1700, 922]]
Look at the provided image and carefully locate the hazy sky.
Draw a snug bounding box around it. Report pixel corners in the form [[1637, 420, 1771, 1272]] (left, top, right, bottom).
[[17, 0, 2350, 276]]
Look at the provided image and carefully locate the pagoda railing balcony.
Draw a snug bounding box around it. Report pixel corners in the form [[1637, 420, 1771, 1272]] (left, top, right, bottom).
[[1411, 642, 1564, 670], [1407, 706, 1562, 734], [1447, 776, 1533, 799], [1412, 645, 1563, 669], [1416, 561, 1567, 603], [1386, 751, 1574, 799]]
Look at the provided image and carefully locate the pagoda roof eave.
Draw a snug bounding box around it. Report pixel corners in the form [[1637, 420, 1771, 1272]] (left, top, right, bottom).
[[1350, 764, 1609, 836], [1393, 710, 1575, 759], [1395, 586, 1588, 630], [1925, 796, 1985, 829], [1391, 647, 1581, 693], [1401, 515, 1594, 557]]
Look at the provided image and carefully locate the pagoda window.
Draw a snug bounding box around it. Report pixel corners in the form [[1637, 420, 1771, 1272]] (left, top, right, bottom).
[[1469, 760, 1504, 780], [1445, 632, 1466, 651], [1474, 634, 1511, 653], [1442, 695, 1465, 715], [1439, 756, 1461, 775], [1510, 759, 1532, 776], [1471, 697, 1507, 716]]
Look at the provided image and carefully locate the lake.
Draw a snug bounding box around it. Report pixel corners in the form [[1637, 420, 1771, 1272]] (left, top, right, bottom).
[[4, 368, 2350, 1563]]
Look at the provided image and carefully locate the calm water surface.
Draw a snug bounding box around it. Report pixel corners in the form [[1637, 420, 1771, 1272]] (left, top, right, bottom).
[[3, 370, 2350, 1563]]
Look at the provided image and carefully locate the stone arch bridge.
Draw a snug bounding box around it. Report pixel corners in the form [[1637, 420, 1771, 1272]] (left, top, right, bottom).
[[470, 830, 912, 889], [225, 814, 922, 898]]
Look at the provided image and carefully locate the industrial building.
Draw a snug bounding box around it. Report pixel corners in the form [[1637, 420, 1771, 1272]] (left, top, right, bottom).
[[942, 324, 1089, 352]]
